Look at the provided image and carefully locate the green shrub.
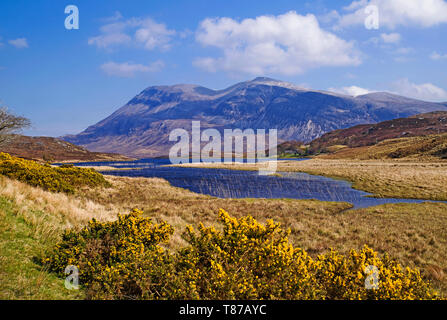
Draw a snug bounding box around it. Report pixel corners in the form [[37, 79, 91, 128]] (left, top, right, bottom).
[[0, 152, 110, 193]]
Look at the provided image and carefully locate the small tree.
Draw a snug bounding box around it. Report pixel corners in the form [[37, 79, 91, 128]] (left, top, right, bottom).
[[0, 107, 31, 146]]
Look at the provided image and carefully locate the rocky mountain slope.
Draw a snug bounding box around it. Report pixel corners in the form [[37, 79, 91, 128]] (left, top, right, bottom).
[[63, 78, 447, 157]]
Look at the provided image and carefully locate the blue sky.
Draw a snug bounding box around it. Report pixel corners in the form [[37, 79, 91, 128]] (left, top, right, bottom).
[[1, 0, 447, 136]]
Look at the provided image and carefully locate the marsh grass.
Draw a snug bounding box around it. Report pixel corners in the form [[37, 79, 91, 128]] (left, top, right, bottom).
[[80, 176, 351, 248], [173, 159, 447, 200]]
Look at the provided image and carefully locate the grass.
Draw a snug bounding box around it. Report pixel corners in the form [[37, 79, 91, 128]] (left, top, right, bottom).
[[0, 174, 115, 299], [298, 202, 447, 295], [1, 168, 447, 298], [80, 176, 351, 248], [172, 159, 447, 200], [318, 133, 447, 161], [80, 175, 447, 296], [0, 197, 83, 299]]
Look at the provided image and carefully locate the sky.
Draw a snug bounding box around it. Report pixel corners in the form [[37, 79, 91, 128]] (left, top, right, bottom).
[[1, 0, 447, 137]]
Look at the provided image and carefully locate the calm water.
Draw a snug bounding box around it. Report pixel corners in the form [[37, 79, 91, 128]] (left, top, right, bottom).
[[73, 158, 442, 209]]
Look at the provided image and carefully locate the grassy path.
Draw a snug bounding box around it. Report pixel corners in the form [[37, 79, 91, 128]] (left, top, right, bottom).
[[0, 197, 82, 299]]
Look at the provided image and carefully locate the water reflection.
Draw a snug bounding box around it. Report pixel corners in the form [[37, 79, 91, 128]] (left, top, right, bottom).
[[73, 159, 443, 209]]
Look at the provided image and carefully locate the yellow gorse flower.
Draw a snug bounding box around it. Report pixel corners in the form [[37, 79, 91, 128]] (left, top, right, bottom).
[[0, 152, 110, 193], [44, 208, 439, 300]]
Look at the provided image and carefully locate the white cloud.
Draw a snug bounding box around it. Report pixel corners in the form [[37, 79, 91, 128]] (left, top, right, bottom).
[[88, 28, 131, 49], [134, 19, 176, 50], [8, 38, 28, 49], [100, 60, 165, 78], [380, 32, 401, 44], [344, 73, 357, 79], [100, 11, 123, 23], [193, 57, 218, 72], [329, 85, 373, 96], [430, 51, 447, 60], [339, 0, 447, 29], [366, 32, 401, 46], [391, 47, 414, 62], [343, 0, 370, 11], [194, 11, 361, 75], [89, 16, 175, 51], [394, 47, 413, 55], [392, 78, 447, 101], [331, 80, 447, 101]]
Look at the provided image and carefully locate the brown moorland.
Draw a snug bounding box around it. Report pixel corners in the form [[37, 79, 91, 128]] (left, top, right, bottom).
[[1, 171, 446, 297], [309, 111, 447, 153], [0, 135, 133, 163]]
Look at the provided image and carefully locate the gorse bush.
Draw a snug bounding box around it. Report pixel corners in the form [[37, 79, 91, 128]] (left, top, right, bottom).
[[44, 209, 174, 299], [312, 247, 435, 300], [44, 209, 439, 300], [174, 210, 318, 299], [174, 210, 437, 300], [0, 152, 110, 193]]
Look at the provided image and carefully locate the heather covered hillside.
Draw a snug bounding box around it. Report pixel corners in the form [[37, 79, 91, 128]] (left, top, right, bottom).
[[0, 135, 133, 162], [310, 111, 447, 151], [309, 112, 447, 160]]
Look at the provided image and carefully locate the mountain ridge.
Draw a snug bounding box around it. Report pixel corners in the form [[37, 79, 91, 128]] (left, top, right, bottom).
[[63, 78, 447, 157]]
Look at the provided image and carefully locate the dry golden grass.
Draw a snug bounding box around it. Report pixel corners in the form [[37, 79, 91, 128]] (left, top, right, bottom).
[[318, 133, 447, 161], [71, 165, 141, 171], [301, 202, 447, 294], [281, 159, 447, 200], [2, 167, 447, 297], [80, 176, 351, 248], [79, 175, 447, 295], [173, 159, 447, 200], [0, 176, 116, 232]]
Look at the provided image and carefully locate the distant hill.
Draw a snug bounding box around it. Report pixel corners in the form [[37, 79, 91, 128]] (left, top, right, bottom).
[[317, 133, 447, 160], [309, 111, 447, 160], [62, 78, 447, 158], [277, 141, 306, 157], [310, 111, 447, 153], [0, 135, 133, 162]]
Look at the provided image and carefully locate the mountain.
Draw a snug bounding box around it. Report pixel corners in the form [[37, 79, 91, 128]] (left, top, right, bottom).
[[63, 77, 447, 157], [309, 111, 447, 153], [0, 135, 133, 162]]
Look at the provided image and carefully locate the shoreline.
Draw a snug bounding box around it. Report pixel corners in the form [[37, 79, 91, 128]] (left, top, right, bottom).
[[168, 159, 447, 201]]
